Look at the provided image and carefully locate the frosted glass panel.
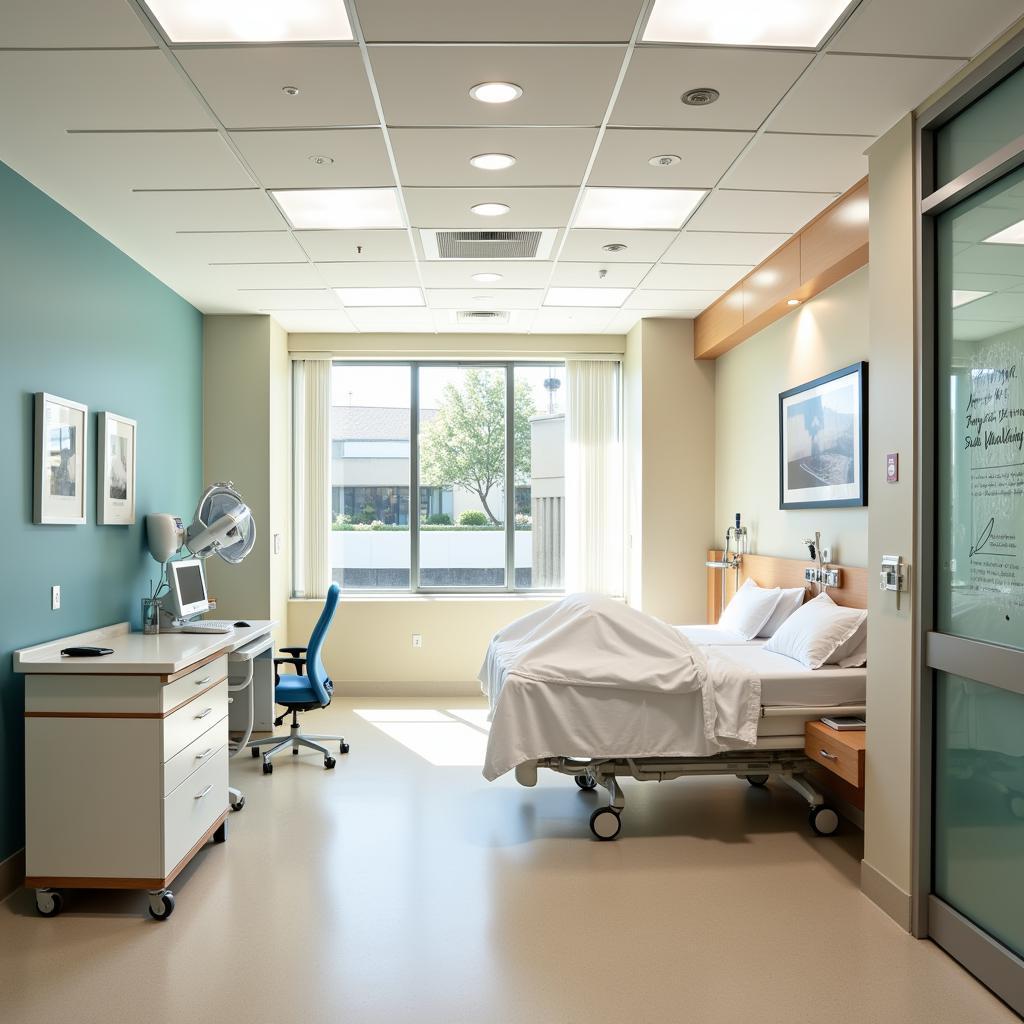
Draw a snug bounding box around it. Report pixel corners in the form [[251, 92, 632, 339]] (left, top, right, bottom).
[[934, 672, 1024, 959], [935, 163, 1024, 648]]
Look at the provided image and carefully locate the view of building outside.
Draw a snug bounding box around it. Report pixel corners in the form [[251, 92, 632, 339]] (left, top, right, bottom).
[[330, 362, 565, 590]]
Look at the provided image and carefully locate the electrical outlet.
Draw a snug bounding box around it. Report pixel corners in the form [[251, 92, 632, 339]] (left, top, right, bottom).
[[821, 546, 832, 563], [411, 633, 423, 648], [273, 533, 282, 555], [51, 585, 61, 610]]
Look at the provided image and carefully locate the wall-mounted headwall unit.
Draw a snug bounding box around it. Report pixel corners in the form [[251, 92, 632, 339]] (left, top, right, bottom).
[[694, 179, 869, 360]]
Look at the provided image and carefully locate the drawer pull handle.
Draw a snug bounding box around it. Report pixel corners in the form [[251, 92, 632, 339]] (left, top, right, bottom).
[[195, 748, 213, 761], [819, 748, 838, 760], [194, 676, 212, 686], [194, 784, 213, 801], [194, 707, 213, 720]]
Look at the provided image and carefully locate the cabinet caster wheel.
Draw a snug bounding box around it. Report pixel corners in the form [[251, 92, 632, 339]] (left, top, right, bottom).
[[574, 774, 597, 790], [251, 747, 260, 758], [230, 795, 246, 812], [340, 741, 350, 754], [292, 747, 298, 755], [747, 774, 769, 787], [148, 891, 175, 920], [262, 761, 273, 775], [36, 889, 63, 917], [324, 756, 336, 769], [809, 805, 839, 836], [589, 807, 621, 841]]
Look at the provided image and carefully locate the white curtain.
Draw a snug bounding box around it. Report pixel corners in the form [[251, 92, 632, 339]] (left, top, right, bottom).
[[565, 359, 623, 595], [292, 358, 331, 599]]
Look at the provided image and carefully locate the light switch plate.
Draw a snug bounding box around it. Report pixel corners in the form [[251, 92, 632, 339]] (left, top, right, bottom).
[[51, 585, 61, 610], [886, 452, 899, 483]]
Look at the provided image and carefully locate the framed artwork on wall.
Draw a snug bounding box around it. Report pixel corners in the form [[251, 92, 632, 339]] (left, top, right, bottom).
[[779, 362, 868, 510], [33, 392, 88, 525], [98, 411, 137, 525]]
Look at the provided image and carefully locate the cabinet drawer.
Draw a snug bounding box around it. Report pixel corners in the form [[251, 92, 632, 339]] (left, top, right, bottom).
[[163, 715, 228, 796], [163, 744, 228, 876], [805, 725, 863, 787], [162, 680, 228, 762], [162, 655, 228, 714]]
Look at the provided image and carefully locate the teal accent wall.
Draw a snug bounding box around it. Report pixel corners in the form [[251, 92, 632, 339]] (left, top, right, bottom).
[[0, 161, 203, 863]]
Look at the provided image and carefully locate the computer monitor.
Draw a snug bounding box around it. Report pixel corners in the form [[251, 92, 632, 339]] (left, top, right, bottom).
[[166, 558, 209, 619]]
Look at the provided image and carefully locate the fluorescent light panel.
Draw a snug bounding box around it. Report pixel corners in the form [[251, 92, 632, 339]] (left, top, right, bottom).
[[983, 219, 1024, 245], [643, 0, 850, 47], [336, 287, 425, 307], [272, 189, 404, 230], [146, 0, 352, 42], [545, 287, 632, 308], [576, 187, 706, 230], [952, 290, 991, 308]]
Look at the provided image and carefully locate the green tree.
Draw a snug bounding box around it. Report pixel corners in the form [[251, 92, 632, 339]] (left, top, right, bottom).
[[420, 369, 536, 525]]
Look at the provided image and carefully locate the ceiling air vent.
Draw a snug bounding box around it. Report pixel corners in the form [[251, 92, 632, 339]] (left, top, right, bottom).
[[455, 310, 511, 324], [420, 228, 556, 260]]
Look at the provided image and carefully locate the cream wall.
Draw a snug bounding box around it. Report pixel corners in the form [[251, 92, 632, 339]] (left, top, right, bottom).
[[624, 318, 716, 623], [715, 268, 870, 567]]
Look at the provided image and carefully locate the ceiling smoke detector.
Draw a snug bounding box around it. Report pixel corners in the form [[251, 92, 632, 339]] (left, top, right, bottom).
[[308, 154, 334, 165], [282, 85, 300, 96], [681, 87, 719, 107], [648, 153, 681, 167], [602, 243, 628, 253]]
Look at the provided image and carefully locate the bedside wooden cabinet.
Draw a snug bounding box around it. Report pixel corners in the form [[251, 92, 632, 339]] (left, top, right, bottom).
[[805, 720, 866, 810]]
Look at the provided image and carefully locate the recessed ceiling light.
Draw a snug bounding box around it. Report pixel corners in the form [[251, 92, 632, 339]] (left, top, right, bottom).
[[681, 88, 719, 107], [469, 153, 517, 171], [146, 0, 352, 43], [336, 287, 424, 307], [308, 154, 334, 165], [282, 85, 300, 97], [602, 243, 628, 253], [469, 82, 523, 104], [545, 287, 631, 308], [576, 188, 706, 230], [983, 219, 1024, 245], [952, 290, 991, 307], [472, 273, 503, 283], [643, 0, 851, 48], [471, 203, 510, 217], [272, 188, 404, 229], [787, 298, 801, 306], [649, 154, 682, 167]]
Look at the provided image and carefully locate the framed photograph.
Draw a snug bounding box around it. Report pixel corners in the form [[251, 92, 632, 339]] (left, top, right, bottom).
[[779, 362, 868, 510], [33, 393, 88, 525], [98, 411, 137, 525]]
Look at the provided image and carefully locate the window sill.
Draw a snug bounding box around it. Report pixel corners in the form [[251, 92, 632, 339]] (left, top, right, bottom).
[[289, 593, 565, 604]]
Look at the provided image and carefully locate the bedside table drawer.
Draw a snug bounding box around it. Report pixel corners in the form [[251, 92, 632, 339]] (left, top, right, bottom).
[[805, 726, 863, 787]]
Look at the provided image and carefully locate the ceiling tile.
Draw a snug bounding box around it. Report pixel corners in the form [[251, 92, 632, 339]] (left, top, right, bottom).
[[768, 54, 965, 135], [0, 0, 153, 46], [177, 231, 307, 263], [126, 188, 287, 231], [295, 229, 415, 262], [368, 46, 625, 126], [686, 190, 834, 233], [390, 127, 596, 187], [247, 288, 339, 310], [530, 307, 616, 332], [316, 261, 422, 287], [828, 0, 1024, 58], [177, 46, 377, 129], [270, 310, 358, 332], [356, 0, 644, 42], [721, 133, 870, 193], [560, 229, 676, 263], [206, 263, 325, 289], [642, 263, 750, 289], [590, 128, 752, 188], [347, 307, 436, 327], [606, 308, 694, 333], [613, 47, 812, 130], [403, 187, 577, 228], [662, 230, 789, 264], [625, 289, 721, 310], [230, 129, 394, 188], [426, 289, 545, 309], [549, 262, 652, 288], [418, 261, 553, 288], [434, 309, 536, 332]]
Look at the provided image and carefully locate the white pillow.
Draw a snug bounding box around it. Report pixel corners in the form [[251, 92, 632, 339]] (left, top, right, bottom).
[[835, 639, 868, 668], [718, 579, 783, 641], [829, 618, 867, 666], [757, 587, 807, 638], [764, 593, 867, 669]]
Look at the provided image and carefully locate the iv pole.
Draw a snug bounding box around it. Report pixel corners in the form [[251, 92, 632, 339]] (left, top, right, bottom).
[[705, 513, 748, 617]]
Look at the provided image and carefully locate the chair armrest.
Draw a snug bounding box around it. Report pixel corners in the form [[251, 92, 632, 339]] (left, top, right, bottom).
[[274, 655, 306, 675], [278, 646, 307, 656]]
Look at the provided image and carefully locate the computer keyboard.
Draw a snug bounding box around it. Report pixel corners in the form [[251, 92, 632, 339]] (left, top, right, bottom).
[[170, 620, 236, 634]]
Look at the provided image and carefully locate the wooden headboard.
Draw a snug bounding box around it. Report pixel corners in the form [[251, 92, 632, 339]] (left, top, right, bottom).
[[706, 550, 868, 624]]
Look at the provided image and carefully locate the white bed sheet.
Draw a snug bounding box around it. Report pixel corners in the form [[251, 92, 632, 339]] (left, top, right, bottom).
[[675, 624, 766, 647], [711, 646, 866, 708]]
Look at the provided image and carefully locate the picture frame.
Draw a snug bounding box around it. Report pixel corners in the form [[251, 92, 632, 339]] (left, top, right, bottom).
[[98, 411, 137, 525], [33, 392, 88, 525], [779, 362, 868, 510]]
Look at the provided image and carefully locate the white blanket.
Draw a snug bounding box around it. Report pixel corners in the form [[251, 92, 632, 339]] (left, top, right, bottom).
[[479, 594, 762, 781]]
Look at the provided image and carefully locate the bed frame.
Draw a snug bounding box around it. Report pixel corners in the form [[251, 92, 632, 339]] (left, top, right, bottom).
[[517, 553, 869, 841]]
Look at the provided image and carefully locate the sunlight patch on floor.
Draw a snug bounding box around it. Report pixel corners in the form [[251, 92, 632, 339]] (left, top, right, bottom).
[[354, 708, 490, 766]]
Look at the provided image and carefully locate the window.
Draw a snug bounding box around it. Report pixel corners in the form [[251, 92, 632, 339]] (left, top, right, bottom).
[[329, 361, 570, 593]]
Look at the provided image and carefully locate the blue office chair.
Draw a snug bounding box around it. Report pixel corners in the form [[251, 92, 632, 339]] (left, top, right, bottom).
[[246, 583, 348, 773]]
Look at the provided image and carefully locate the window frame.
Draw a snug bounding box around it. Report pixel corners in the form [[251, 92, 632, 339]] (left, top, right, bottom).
[[331, 358, 568, 596]]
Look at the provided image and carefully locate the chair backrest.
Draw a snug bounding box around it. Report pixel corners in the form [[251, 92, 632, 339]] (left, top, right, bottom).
[[306, 583, 340, 706]]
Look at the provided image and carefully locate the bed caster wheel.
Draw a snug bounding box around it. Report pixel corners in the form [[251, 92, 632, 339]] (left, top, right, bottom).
[[251, 747, 260, 758], [262, 761, 273, 775], [747, 774, 769, 787], [340, 741, 350, 754], [589, 808, 622, 841], [148, 891, 175, 921], [230, 795, 245, 812], [324, 756, 336, 769], [35, 889, 63, 917], [574, 774, 597, 791], [809, 805, 839, 836]]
